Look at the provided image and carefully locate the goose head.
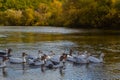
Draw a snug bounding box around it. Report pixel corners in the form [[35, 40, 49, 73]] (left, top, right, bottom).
[[38, 50, 43, 55], [5, 48, 12, 57], [41, 54, 47, 60], [100, 53, 104, 58], [60, 53, 67, 61], [37, 50, 43, 59], [83, 51, 87, 55], [22, 52, 27, 57], [99, 53, 104, 62], [100, 53, 104, 57], [86, 53, 91, 57], [50, 51, 55, 55], [38, 50, 42, 54]]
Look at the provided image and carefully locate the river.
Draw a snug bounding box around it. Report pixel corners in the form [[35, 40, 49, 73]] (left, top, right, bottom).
[[0, 26, 120, 80]]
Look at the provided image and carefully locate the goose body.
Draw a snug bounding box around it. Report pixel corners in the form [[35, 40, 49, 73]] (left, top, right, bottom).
[[50, 55, 61, 65], [74, 57, 89, 64], [0, 61, 6, 68], [44, 60, 64, 69], [28, 59, 45, 66], [9, 57, 24, 64], [67, 55, 76, 62], [67, 52, 88, 64], [9, 52, 27, 64], [77, 51, 88, 59], [67, 49, 88, 63], [27, 55, 38, 60], [34, 60, 45, 66], [53, 61, 64, 68], [45, 60, 54, 69], [46, 53, 67, 69], [87, 53, 104, 63]]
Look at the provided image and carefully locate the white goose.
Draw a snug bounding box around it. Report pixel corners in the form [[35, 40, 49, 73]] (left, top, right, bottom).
[[52, 54, 67, 68], [27, 50, 43, 60], [74, 51, 89, 64], [50, 54, 61, 65], [28, 50, 52, 66], [31, 59, 45, 66], [87, 53, 104, 63], [74, 56, 89, 64], [43, 51, 55, 60], [66, 49, 76, 62], [9, 52, 27, 64], [78, 51, 88, 59], [67, 50, 89, 64], [45, 53, 67, 69]]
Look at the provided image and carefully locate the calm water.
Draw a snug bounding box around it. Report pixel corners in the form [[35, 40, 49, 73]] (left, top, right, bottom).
[[0, 26, 120, 80]]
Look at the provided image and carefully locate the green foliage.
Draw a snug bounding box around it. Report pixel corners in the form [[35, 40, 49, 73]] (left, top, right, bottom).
[[0, 0, 120, 29]]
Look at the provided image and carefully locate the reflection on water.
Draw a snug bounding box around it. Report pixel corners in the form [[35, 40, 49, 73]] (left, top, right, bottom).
[[0, 26, 120, 80], [1, 67, 8, 77], [0, 26, 80, 34]]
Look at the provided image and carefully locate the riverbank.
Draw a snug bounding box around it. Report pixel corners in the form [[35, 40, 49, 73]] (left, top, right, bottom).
[[0, 0, 120, 28]]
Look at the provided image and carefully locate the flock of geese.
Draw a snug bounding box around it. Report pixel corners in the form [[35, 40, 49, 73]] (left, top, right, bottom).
[[0, 48, 105, 72]]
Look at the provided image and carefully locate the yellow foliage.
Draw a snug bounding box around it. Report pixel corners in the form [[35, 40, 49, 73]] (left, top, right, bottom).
[[23, 8, 34, 25], [5, 9, 22, 19], [50, 0, 62, 12], [38, 3, 49, 14], [3, 9, 22, 25], [111, 0, 116, 3]]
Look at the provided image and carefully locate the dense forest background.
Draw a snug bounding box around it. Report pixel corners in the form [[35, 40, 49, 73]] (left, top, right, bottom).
[[0, 0, 120, 28]]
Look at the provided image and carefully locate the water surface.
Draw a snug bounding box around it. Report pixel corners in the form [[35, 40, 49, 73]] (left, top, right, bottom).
[[0, 26, 120, 80]]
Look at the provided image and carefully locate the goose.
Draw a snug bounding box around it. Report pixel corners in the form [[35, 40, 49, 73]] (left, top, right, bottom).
[[67, 49, 76, 62], [0, 48, 12, 57], [43, 51, 55, 60], [27, 50, 44, 65], [67, 55, 76, 62], [76, 51, 88, 59], [53, 61, 64, 68], [27, 50, 43, 60], [27, 50, 53, 62], [53, 54, 67, 68], [31, 59, 45, 66], [9, 52, 27, 64], [50, 54, 61, 65], [87, 53, 104, 63], [34, 53, 55, 66], [45, 53, 67, 69], [28, 54, 47, 66], [67, 50, 89, 64], [27, 50, 53, 66], [0, 57, 8, 68], [74, 56, 89, 64]]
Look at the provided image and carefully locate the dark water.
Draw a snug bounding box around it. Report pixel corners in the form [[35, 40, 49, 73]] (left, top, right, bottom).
[[0, 26, 120, 80]]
